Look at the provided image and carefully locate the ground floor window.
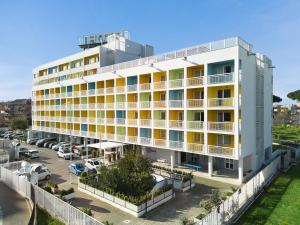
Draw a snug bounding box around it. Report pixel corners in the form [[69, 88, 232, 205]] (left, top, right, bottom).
[[225, 158, 234, 170]]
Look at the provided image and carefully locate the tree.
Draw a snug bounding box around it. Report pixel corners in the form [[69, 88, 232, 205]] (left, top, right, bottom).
[[10, 118, 28, 130], [273, 95, 282, 103], [287, 90, 300, 101]]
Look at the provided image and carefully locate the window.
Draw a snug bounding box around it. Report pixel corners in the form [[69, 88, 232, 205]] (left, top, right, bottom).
[[195, 112, 201, 121], [194, 70, 204, 77], [160, 112, 166, 120], [161, 75, 166, 81], [194, 133, 201, 142], [225, 159, 234, 170], [134, 112, 138, 119], [191, 154, 198, 162], [217, 112, 231, 122], [224, 65, 232, 74], [178, 112, 183, 121], [160, 93, 166, 101], [217, 135, 230, 146], [160, 130, 166, 139], [217, 89, 231, 98]]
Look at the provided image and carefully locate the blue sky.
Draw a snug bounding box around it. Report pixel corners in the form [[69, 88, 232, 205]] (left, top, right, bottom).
[[0, 0, 299, 103]]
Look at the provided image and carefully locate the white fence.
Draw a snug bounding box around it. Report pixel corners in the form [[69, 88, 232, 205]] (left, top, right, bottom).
[[196, 156, 281, 225], [0, 163, 104, 225]]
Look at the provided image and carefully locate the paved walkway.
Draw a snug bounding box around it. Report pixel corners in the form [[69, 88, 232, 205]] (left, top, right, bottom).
[[0, 182, 31, 225]]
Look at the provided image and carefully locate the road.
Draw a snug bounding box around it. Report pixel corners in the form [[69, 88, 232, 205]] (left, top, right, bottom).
[[0, 182, 31, 225]]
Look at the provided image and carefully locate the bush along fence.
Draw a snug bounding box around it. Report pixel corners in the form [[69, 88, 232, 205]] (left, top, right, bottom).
[[0, 163, 105, 225], [195, 156, 281, 225], [78, 178, 175, 217], [152, 165, 195, 192]]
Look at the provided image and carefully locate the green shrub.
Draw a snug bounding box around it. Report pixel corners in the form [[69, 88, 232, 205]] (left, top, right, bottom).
[[80, 207, 92, 216], [102, 221, 114, 225], [210, 189, 221, 206], [43, 186, 52, 194], [80, 171, 87, 178], [180, 216, 195, 225], [200, 199, 213, 211], [60, 187, 74, 196], [196, 212, 207, 220]]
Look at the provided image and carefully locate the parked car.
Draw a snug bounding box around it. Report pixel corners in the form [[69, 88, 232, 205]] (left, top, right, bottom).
[[36, 138, 56, 147], [85, 158, 101, 171], [48, 142, 57, 149], [44, 141, 56, 148], [52, 142, 66, 151], [57, 148, 74, 160], [31, 163, 51, 180], [68, 163, 85, 176], [58, 144, 70, 152], [26, 150, 39, 159], [27, 138, 39, 145]]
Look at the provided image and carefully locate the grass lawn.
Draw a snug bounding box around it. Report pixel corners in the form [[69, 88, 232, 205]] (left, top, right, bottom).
[[36, 206, 65, 225], [236, 164, 300, 225]]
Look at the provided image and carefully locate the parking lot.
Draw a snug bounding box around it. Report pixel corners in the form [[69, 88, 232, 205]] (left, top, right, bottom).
[[20, 142, 234, 225]]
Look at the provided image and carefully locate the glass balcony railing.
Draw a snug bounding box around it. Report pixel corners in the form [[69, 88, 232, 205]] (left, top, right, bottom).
[[140, 119, 151, 127], [106, 118, 115, 124], [139, 83, 151, 91], [188, 143, 204, 152], [139, 101, 151, 108], [169, 79, 184, 88], [207, 73, 234, 84], [127, 102, 137, 108], [187, 121, 203, 130], [169, 120, 184, 129], [187, 77, 204, 86], [154, 139, 167, 147], [208, 145, 234, 157], [140, 137, 152, 145], [153, 120, 166, 128], [169, 100, 183, 108], [169, 140, 184, 150], [153, 101, 166, 108], [127, 119, 138, 126], [153, 81, 166, 90], [208, 122, 234, 132], [116, 86, 125, 93], [187, 99, 203, 108], [127, 136, 138, 143], [207, 98, 234, 107], [116, 118, 126, 125], [127, 84, 137, 92]]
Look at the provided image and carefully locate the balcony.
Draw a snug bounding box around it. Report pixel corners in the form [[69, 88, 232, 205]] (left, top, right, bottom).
[[61, 93, 66, 98], [74, 104, 80, 110], [73, 91, 80, 97], [61, 105, 66, 110], [127, 102, 137, 108], [116, 102, 126, 109], [127, 136, 138, 143], [81, 90, 87, 96], [153, 81, 166, 90], [97, 103, 105, 108], [207, 98, 234, 107], [187, 99, 204, 108], [169, 79, 184, 88], [139, 101, 151, 108], [116, 118, 126, 125], [81, 131, 88, 137], [153, 120, 166, 128], [88, 118, 96, 123], [88, 89, 95, 95], [55, 93, 60, 98], [187, 77, 204, 86], [97, 118, 105, 124], [188, 143, 204, 152], [140, 137, 152, 145], [96, 88, 105, 95], [117, 135, 125, 142], [207, 73, 234, 84], [127, 84, 137, 92], [106, 118, 115, 124], [169, 100, 183, 108], [81, 104, 87, 109], [67, 117, 73, 123], [67, 104, 73, 110], [169, 141, 184, 150], [89, 132, 97, 138], [169, 120, 184, 129], [187, 121, 203, 130], [154, 139, 167, 147], [107, 133, 115, 140], [106, 87, 114, 94], [208, 122, 234, 132], [140, 119, 151, 127], [116, 86, 125, 93], [208, 145, 235, 157], [106, 103, 115, 109], [140, 83, 151, 91], [61, 117, 67, 122], [153, 101, 166, 108], [128, 119, 138, 126], [89, 103, 96, 109], [73, 130, 80, 136], [81, 117, 88, 123]]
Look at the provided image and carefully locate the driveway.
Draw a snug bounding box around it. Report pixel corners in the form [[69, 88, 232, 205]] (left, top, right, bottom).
[[22, 143, 233, 225]]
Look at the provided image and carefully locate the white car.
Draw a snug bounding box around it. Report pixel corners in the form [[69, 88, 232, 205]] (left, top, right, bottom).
[[14, 163, 51, 182], [57, 148, 74, 160], [58, 144, 70, 152], [52, 142, 67, 151], [85, 158, 101, 171]]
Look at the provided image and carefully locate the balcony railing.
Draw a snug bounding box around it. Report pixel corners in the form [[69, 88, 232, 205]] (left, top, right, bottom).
[[127, 136, 138, 143], [106, 103, 115, 109], [153, 101, 166, 108], [67, 104, 73, 110], [187, 77, 204, 86], [169, 141, 184, 150], [207, 73, 234, 84], [88, 118, 96, 123], [97, 118, 105, 124], [207, 98, 234, 107], [153, 120, 166, 128], [89, 103, 96, 109], [139, 101, 151, 108], [117, 134, 125, 142], [89, 132, 97, 138], [81, 104, 87, 109], [208, 145, 235, 157], [116, 102, 126, 108], [106, 87, 114, 94], [73, 91, 80, 97], [96, 88, 104, 95], [81, 117, 88, 123], [169, 100, 183, 108], [140, 119, 151, 127], [153, 81, 166, 90], [140, 137, 152, 145], [187, 121, 203, 130], [127, 84, 137, 92], [81, 90, 87, 96], [208, 122, 234, 132], [169, 120, 184, 129], [169, 79, 183, 88], [140, 83, 151, 91], [81, 131, 88, 137], [127, 102, 137, 108], [116, 86, 125, 93], [107, 133, 115, 140], [116, 118, 126, 125], [97, 103, 105, 108], [106, 118, 115, 124], [128, 119, 138, 126], [188, 143, 204, 152], [154, 139, 167, 147], [187, 99, 204, 108]]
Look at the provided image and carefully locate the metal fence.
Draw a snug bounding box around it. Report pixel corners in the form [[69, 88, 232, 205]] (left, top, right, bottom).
[[0, 162, 104, 225], [197, 156, 281, 225]]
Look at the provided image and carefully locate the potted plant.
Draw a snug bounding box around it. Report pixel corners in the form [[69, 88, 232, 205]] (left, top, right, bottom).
[[60, 187, 75, 200]]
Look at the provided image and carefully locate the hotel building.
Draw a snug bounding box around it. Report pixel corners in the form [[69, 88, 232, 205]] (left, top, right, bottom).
[[31, 33, 273, 183]]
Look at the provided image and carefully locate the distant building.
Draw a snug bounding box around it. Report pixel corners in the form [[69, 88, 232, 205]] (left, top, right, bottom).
[[0, 99, 32, 127], [273, 104, 300, 125]]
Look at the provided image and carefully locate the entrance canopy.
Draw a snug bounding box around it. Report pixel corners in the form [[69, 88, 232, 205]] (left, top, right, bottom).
[[87, 141, 126, 150]]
